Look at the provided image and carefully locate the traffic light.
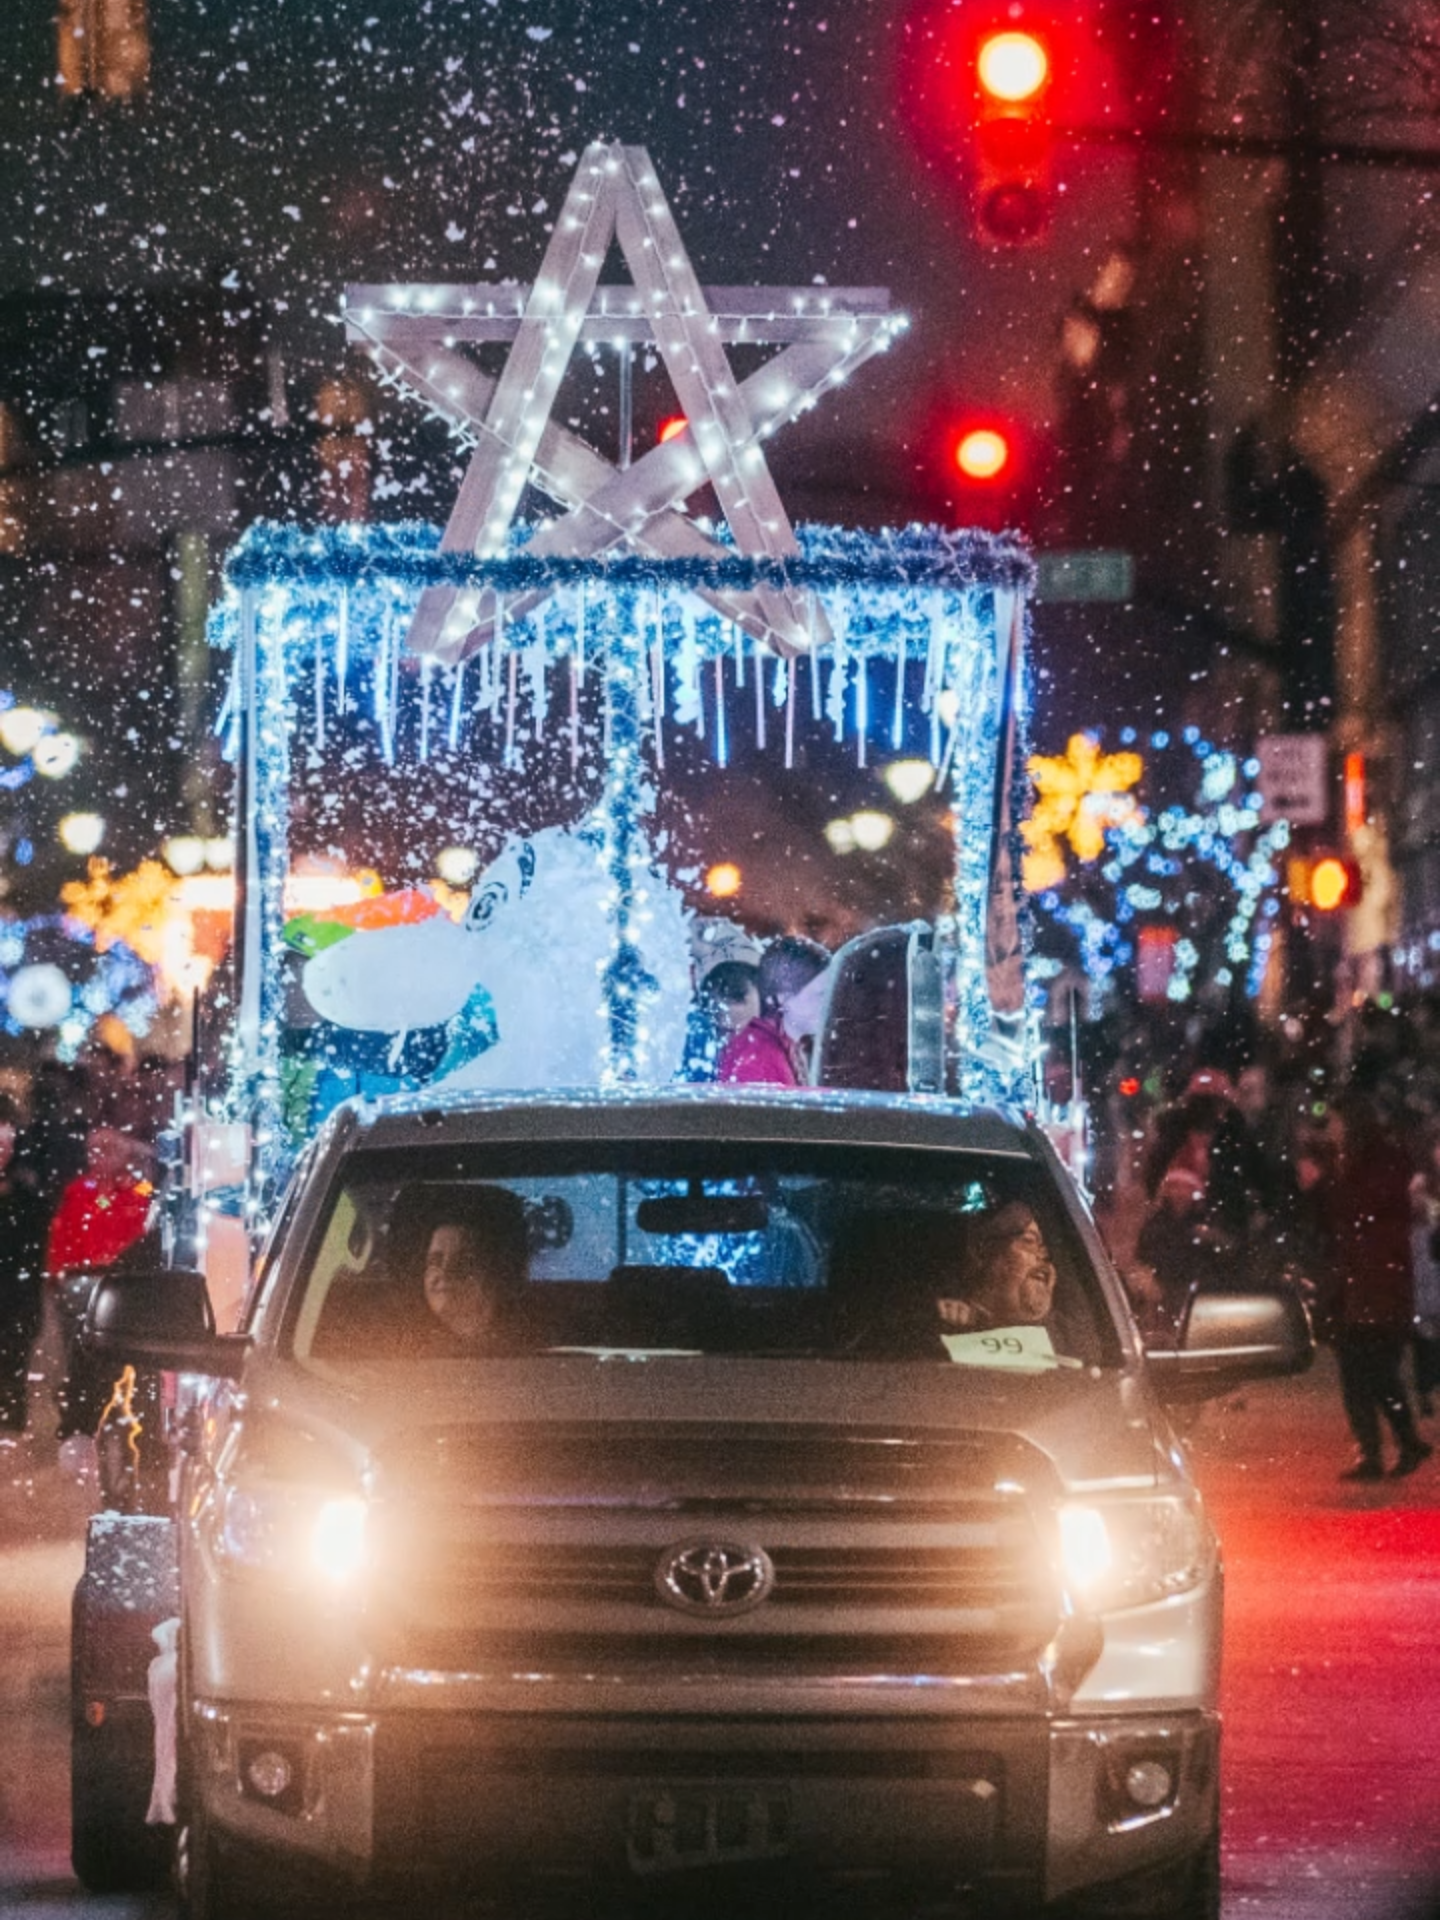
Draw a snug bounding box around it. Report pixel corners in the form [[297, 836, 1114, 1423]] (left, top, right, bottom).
[[940, 410, 1041, 528], [954, 423, 1013, 483], [1288, 852, 1362, 912], [972, 21, 1055, 245]]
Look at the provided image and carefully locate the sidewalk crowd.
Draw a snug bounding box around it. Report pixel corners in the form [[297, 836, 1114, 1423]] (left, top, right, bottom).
[[1083, 995, 1440, 1481]]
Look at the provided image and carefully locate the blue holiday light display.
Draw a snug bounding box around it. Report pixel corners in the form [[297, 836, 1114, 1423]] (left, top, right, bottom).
[[0, 915, 157, 1058], [1031, 729, 1291, 1008]]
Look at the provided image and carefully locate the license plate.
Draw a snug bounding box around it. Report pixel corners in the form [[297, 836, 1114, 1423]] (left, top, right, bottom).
[[626, 1787, 792, 1874]]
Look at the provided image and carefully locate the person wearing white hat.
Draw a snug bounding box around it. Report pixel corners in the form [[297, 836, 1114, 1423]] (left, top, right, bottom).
[[717, 935, 830, 1088], [683, 920, 763, 1080]]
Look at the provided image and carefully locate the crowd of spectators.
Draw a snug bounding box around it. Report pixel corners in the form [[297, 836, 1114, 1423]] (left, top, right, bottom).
[[1082, 996, 1439, 1477]]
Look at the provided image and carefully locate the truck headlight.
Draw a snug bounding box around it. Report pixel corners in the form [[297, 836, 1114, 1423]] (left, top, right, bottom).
[[218, 1486, 369, 1589], [309, 1496, 368, 1583], [1058, 1493, 1212, 1611]]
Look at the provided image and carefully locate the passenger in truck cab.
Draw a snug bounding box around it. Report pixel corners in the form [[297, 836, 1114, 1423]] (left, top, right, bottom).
[[936, 1201, 1058, 1333], [831, 1199, 1058, 1357]]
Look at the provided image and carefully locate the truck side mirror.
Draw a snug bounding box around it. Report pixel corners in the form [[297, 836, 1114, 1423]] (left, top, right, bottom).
[[82, 1266, 249, 1379], [1145, 1285, 1315, 1401]]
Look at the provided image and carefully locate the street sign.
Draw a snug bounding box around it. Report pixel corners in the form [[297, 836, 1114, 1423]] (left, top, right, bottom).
[[1256, 732, 1330, 826], [1033, 551, 1134, 604]]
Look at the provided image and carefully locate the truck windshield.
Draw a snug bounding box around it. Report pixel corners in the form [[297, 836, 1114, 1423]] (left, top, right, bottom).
[[288, 1141, 1113, 1371]]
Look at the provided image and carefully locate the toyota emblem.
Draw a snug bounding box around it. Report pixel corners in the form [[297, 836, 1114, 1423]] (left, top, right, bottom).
[[655, 1539, 775, 1616]]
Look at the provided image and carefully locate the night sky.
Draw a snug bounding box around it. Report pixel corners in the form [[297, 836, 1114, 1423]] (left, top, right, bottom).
[[0, 1, 1195, 754], [0, 1, 1137, 500]]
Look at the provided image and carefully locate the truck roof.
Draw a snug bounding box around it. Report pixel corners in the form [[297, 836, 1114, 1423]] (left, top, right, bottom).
[[346, 1084, 1037, 1159]]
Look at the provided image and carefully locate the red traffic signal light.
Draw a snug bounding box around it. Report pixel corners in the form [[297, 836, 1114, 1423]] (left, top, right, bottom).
[[937, 410, 1038, 528], [977, 28, 1050, 105], [973, 23, 1054, 246], [954, 424, 1012, 482], [1288, 852, 1363, 911]]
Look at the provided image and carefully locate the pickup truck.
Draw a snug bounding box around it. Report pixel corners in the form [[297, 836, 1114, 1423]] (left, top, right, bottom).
[[77, 1084, 1312, 1918]]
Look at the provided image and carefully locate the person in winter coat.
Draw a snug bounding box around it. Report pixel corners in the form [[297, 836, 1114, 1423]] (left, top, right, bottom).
[[0, 1094, 49, 1435], [717, 936, 830, 1088], [1321, 1095, 1432, 1480], [1142, 1069, 1271, 1258], [47, 1123, 156, 1441], [1134, 1155, 1235, 1333], [1406, 1130, 1440, 1416], [680, 920, 762, 1081]]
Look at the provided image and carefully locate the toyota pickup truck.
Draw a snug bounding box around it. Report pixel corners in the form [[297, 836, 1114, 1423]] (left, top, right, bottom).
[[80, 1083, 1312, 1919]]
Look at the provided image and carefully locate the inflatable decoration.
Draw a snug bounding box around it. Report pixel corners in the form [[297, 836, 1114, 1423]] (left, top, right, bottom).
[[293, 826, 689, 1117]]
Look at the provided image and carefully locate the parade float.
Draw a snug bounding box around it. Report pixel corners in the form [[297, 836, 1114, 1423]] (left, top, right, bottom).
[[70, 150, 1044, 1890]]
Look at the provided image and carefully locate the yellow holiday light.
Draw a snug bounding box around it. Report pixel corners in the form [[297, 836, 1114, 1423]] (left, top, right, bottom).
[[62, 858, 176, 967], [1022, 734, 1144, 892], [64, 857, 377, 1003]]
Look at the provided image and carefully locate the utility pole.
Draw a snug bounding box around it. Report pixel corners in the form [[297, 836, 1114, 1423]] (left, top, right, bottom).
[[1274, 0, 1327, 390]]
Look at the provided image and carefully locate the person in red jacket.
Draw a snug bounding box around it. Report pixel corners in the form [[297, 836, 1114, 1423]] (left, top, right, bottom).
[[716, 936, 829, 1088], [47, 1124, 155, 1274], [47, 1124, 156, 1441], [1321, 1094, 1433, 1480]]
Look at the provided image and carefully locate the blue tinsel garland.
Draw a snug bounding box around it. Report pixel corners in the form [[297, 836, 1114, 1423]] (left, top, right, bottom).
[[222, 519, 1035, 598]]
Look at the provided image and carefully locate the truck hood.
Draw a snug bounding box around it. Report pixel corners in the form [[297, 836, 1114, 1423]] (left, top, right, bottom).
[[241, 1353, 1170, 1496]]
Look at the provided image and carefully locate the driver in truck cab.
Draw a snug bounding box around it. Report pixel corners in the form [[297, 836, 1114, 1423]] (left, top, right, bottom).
[[402, 1184, 529, 1356]]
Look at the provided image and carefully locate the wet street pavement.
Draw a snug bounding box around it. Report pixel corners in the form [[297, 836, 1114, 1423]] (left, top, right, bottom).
[[1186, 1357, 1440, 1920], [0, 1353, 1437, 1920]]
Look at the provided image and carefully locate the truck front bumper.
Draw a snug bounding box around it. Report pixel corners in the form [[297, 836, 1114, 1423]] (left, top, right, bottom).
[[191, 1699, 1219, 1908]]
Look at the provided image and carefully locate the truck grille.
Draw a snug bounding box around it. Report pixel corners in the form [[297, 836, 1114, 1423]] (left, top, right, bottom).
[[438, 1539, 1040, 1611], [372, 1423, 1060, 1676]]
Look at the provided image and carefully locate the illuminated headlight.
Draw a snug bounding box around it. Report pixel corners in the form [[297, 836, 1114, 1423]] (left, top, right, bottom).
[[1058, 1493, 1212, 1611], [218, 1486, 369, 1588], [310, 1496, 368, 1583]]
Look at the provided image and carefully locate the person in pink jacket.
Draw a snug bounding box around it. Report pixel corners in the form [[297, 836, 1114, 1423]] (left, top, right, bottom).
[[717, 936, 830, 1087]]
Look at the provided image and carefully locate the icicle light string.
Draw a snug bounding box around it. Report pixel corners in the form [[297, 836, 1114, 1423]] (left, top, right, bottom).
[[892, 616, 907, 751], [314, 619, 326, 751], [448, 659, 465, 751], [505, 650, 519, 769], [336, 589, 350, 715], [387, 596, 401, 759]]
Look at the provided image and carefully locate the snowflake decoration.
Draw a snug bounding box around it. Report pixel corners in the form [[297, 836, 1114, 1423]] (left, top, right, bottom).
[[1022, 732, 1145, 891]]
